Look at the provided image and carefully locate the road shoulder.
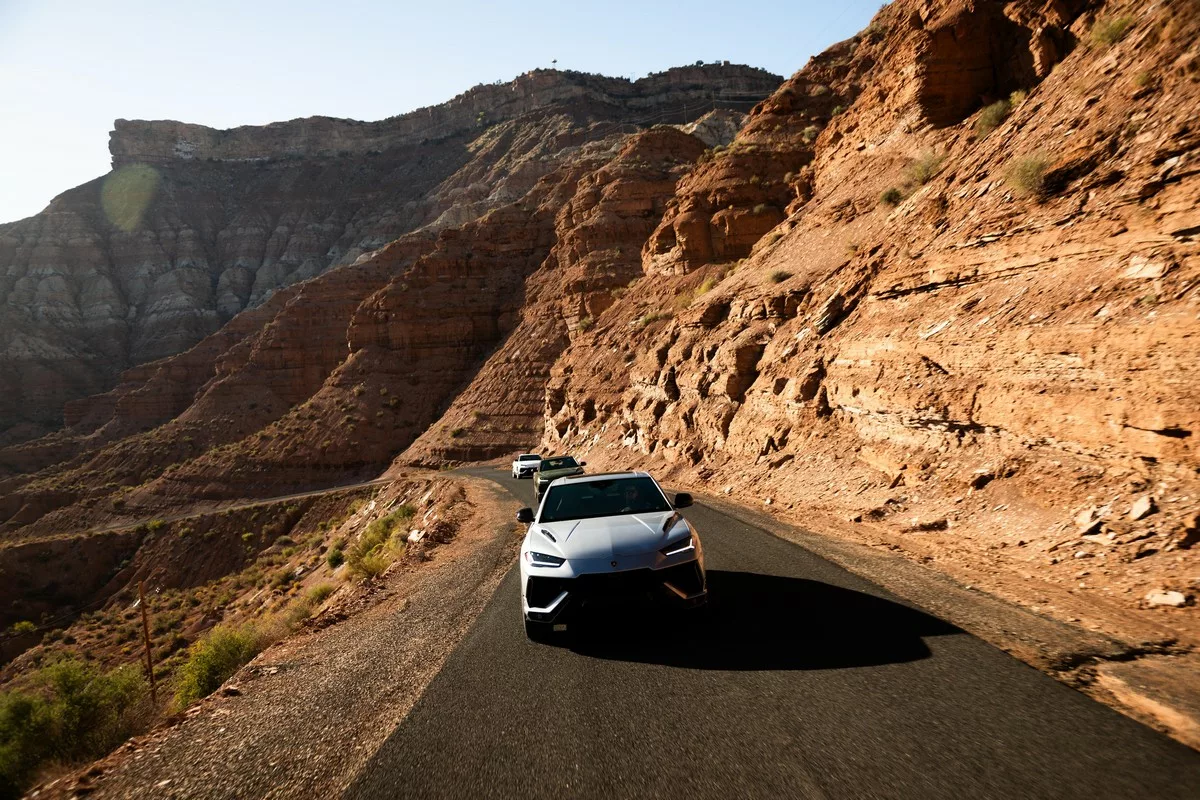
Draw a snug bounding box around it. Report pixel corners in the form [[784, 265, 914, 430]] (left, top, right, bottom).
[[697, 490, 1200, 750], [39, 474, 522, 799]]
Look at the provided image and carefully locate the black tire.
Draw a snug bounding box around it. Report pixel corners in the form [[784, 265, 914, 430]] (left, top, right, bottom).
[[524, 618, 554, 642]]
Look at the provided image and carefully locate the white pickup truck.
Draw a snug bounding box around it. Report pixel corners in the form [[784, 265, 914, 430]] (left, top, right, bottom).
[[511, 453, 542, 479]]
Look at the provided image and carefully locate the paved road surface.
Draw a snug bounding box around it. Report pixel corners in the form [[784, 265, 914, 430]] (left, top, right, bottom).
[[344, 468, 1200, 799]]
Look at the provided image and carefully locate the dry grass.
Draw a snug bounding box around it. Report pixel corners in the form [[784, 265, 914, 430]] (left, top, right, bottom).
[[975, 100, 1011, 139], [1091, 15, 1133, 47], [1004, 153, 1051, 199]]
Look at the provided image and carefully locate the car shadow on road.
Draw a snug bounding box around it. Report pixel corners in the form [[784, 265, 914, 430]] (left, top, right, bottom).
[[559, 570, 960, 671]]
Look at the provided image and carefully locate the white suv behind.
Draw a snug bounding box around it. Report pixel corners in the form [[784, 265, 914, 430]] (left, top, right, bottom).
[[511, 453, 541, 479]]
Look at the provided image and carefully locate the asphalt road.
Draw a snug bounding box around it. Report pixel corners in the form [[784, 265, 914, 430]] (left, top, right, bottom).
[[344, 468, 1200, 799]]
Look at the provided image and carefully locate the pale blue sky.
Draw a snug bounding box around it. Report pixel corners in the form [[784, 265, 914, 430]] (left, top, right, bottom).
[[0, 0, 880, 224]]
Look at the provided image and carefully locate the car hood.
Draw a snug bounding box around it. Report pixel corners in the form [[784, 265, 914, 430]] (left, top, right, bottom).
[[537, 466, 583, 481], [536, 512, 682, 559]]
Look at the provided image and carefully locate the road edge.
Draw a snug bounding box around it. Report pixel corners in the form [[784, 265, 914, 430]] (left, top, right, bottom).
[[693, 489, 1200, 751]]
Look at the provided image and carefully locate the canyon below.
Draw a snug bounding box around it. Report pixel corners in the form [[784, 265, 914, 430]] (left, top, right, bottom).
[[1, 0, 1198, 795]]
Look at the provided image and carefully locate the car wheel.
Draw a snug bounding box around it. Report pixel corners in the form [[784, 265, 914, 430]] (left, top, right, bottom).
[[524, 617, 554, 643]]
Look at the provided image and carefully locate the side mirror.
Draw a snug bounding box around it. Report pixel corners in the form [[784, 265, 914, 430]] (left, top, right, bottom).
[[579, 461, 587, 467], [516, 508, 534, 524], [673, 493, 693, 509]]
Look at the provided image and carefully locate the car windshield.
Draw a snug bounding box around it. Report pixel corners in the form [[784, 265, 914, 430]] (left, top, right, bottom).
[[540, 456, 578, 471], [540, 477, 671, 523], [519, 455, 540, 461]]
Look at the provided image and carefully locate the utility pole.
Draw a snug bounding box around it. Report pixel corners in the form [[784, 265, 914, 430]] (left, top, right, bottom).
[[139, 581, 158, 704]]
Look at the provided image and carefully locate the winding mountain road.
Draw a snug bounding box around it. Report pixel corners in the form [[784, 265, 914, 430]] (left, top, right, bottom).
[[344, 468, 1200, 799]]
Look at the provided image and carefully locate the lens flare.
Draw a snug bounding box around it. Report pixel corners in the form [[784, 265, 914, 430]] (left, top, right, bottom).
[[101, 164, 161, 231]]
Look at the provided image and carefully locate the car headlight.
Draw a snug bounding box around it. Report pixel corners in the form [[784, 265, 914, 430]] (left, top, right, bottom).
[[525, 551, 565, 567], [660, 535, 694, 557]]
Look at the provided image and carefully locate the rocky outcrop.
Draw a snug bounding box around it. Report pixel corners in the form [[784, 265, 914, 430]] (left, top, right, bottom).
[[400, 124, 713, 465], [643, 46, 857, 276], [0, 66, 782, 444], [108, 66, 779, 166], [544, 0, 1200, 646]]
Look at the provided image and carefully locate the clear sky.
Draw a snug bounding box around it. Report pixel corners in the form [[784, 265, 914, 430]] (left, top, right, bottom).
[[0, 0, 881, 224]]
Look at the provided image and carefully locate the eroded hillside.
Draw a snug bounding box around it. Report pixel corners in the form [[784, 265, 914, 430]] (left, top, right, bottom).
[[1, 0, 1198, 767], [532, 0, 1200, 649], [0, 66, 780, 446]]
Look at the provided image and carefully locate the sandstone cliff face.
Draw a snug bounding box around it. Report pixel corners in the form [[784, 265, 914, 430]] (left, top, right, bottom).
[[3, 0, 1198, 712], [0, 66, 781, 444], [544, 0, 1200, 642], [400, 125, 713, 465]]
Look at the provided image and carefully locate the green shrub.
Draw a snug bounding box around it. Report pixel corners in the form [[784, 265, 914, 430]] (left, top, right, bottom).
[[801, 125, 820, 144], [769, 270, 794, 284], [635, 311, 673, 328], [173, 625, 262, 709], [147, 519, 166, 533], [1009, 89, 1027, 106], [8, 622, 35, 637], [1004, 153, 1051, 199], [307, 583, 336, 605], [346, 506, 414, 580], [1090, 15, 1132, 47], [879, 187, 903, 207], [326, 547, 345, 569], [831, 105, 845, 116], [975, 99, 1011, 139], [0, 660, 148, 796], [577, 316, 594, 332], [449, 427, 465, 438]]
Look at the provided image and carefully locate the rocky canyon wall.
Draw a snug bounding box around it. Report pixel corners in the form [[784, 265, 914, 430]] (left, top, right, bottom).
[[540, 0, 1200, 643], [0, 66, 781, 444]]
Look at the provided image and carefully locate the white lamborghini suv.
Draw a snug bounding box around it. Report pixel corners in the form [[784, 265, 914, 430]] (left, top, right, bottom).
[[515, 471, 707, 641]]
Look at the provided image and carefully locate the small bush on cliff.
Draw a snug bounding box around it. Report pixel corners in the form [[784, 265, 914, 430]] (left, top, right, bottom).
[[0, 659, 150, 795], [7, 621, 35, 637], [308, 583, 336, 605], [326, 547, 345, 569], [769, 270, 794, 284], [975, 100, 1011, 139], [347, 506, 415, 581], [1004, 153, 1051, 199], [879, 187, 903, 207], [862, 21, 887, 43], [1090, 15, 1132, 47], [905, 151, 945, 185], [801, 125, 819, 144], [577, 316, 594, 332], [635, 311, 672, 328], [174, 625, 263, 709]]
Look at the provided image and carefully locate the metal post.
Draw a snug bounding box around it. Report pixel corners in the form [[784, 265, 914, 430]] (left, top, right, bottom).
[[139, 581, 158, 704]]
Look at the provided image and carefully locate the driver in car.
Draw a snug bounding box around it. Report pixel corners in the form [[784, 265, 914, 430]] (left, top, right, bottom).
[[619, 482, 643, 513]]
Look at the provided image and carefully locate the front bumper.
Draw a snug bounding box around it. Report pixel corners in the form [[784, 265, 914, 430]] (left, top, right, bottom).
[[524, 560, 707, 622], [515, 465, 538, 477]]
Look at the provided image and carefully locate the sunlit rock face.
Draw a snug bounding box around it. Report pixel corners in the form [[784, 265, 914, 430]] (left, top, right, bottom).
[[0, 65, 782, 444]]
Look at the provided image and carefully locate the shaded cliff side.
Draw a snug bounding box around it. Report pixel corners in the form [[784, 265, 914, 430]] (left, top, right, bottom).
[[0, 65, 781, 444]]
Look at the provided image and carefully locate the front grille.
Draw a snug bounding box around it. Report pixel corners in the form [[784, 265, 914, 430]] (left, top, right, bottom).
[[526, 576, 569, 608], [659, 561, 705, 596], [575, 570, 661, 596]]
